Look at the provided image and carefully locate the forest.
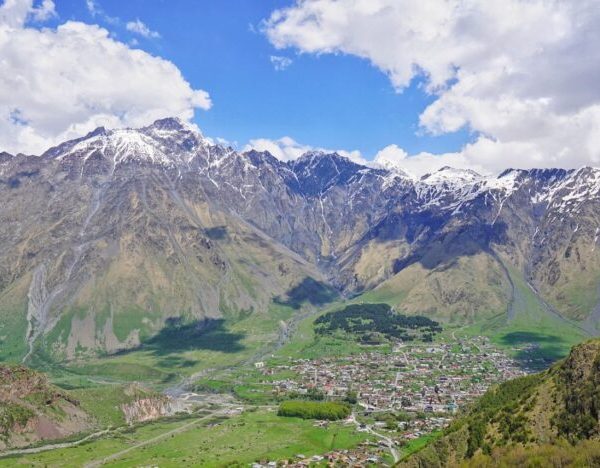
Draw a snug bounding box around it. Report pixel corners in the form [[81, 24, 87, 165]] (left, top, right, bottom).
[[314, 303, 441, 343]]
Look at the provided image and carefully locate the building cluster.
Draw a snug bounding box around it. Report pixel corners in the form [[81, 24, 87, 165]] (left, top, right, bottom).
[[249, 337, 527, 467], [252, 443, 386, 467], [264, 336, 526, 436]]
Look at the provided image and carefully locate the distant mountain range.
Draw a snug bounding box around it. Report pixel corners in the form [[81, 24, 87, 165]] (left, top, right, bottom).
[[1, 117, 599, 362]]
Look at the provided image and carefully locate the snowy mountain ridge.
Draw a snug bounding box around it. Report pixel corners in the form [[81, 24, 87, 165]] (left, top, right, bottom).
[[1, 117, 600, 360], [29, 118, 600, 215]]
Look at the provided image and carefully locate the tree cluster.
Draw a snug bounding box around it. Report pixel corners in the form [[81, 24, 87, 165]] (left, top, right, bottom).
[[314, 303, 441, 342], [277, 400, 351, 420]]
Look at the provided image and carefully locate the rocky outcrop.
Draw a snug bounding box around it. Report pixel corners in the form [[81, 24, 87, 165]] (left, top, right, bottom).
[[0, 365, 91, 449], [121, 397, 171, 425]]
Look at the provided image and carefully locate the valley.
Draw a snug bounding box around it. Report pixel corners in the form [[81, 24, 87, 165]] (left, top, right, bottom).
[[0, 320, 526, 466], [1, 285, 599, 466], [2, 0, 599, 464]]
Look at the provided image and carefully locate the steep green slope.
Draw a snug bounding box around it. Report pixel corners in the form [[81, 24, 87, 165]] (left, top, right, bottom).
[[356, 252, 511, 324], [467, 263, 590, 367]]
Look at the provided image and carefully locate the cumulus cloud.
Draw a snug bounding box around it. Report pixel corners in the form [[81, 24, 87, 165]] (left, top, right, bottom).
[[0, 0, 54, 27], [264, 0, 600, 173], [29, 0, 53, 21], [244, 136, 308, 161], [244, 136, 367, 165], [270, 55, 292, 71], [244, 136, 469, 177], [0, 0, 210, 155], [126, 18, 160, 39]]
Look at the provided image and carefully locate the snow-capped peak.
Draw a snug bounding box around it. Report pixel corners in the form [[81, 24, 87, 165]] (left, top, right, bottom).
[[373, 159, 413, 179], [148, 117, 190, 131], [41, 117, 214, 170], [421, 166, 484, 186], [43, 118, 210, 171], [143, 117, 204, 139], [371, 147, 414, 179]]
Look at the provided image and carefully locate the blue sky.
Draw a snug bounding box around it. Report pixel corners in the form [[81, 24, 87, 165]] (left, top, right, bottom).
[[53, 0, 472, 158], [2, 0, 597, 174]]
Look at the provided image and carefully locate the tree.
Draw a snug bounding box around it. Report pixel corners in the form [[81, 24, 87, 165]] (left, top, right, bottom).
[[345, 390, 358, 404]]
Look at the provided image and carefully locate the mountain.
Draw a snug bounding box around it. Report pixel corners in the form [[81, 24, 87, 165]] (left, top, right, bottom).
[[0, 118, 326, 363], [0, 117, 599, 363], [400, 339, 600, 467]]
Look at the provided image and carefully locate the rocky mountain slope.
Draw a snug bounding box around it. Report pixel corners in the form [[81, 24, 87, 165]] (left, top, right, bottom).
[[0, 365, 91, 449], [0, 118, 599, 362], [401, 339, 600, 467]]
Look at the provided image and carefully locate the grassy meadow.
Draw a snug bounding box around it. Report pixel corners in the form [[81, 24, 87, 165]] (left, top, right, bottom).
[[1, 410, 369, 467]]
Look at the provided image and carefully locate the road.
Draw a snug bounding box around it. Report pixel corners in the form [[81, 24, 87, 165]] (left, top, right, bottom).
[[83, 411, 226, 468], [165, 302, 323, 398], [0, 429, 112, 458], [4, 300, 326, 463], [367, 426, 400, 463], [349, 412, 399, 464], [3, 295, 324, 460]]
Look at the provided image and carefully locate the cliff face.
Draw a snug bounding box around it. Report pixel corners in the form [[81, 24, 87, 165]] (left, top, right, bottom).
[[118, 383, 188, 425], [401, 340, 600, 467], [121, 397, 169, 424]]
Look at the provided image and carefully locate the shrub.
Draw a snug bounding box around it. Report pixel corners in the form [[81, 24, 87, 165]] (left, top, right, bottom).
[[0, 402, 34, 435]]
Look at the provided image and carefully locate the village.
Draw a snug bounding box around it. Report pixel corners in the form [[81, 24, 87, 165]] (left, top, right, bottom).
[[250, 336, 527, 466]]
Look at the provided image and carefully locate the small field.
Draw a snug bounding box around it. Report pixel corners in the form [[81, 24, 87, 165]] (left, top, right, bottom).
[[399, 430, 442, 459]]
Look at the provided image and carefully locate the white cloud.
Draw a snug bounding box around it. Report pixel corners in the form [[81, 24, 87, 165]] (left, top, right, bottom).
[[126, 18, 160, 39], [0, 0, 210, 155], [244, 136, 367, 165], [84, 0, 118, 25], [85, 0, 97, 16], [30, 0, 54, 21], [0, 0, 54, 27], [374, 144, 487, 177], [264, 0, 600, 173], [270, 55, 292, 71], [244, 137, 312, 161]]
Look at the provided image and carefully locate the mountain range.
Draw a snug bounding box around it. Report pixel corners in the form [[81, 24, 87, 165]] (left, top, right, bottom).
[[0, 117, 599, 363]]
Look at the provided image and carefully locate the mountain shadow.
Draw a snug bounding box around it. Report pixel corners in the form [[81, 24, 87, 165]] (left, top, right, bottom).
[[274, 277, 338, 309], [204, 226, 228, 240], [114, 317, 245, 359], [391, 220, 510, 273], [499, 331, 569, 371]]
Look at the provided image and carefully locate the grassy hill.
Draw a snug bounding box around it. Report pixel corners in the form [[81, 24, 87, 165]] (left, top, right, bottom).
[[400, 339, 600, 467]]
